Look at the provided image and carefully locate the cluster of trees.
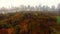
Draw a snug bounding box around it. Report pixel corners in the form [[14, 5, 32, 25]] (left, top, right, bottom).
[[0, 12, 59, 34]]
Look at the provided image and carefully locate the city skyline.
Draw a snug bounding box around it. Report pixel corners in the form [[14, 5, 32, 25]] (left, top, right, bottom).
[[0, 0, 60, 8]]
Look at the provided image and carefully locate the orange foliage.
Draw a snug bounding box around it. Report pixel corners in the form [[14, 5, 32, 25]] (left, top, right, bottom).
[[19, 19, 28, 33], [0, 28, 8, 34], [30, 30, 37, 34], [7, 28, 14, 34]]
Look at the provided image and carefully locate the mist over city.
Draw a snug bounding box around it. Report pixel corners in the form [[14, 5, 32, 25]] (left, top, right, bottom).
[[0, 0, 60, 14], [0, 0, 60, 34]]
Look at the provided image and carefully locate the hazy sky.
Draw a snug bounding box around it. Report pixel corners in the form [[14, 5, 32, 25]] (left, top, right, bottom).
[[0, 0, 60, 8]]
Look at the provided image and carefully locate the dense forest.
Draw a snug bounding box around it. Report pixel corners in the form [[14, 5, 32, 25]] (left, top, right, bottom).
[[0, 11, 60, 34]]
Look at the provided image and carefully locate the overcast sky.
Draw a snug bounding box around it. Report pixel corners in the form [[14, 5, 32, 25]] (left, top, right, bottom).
[[0, 0, 60, 8]]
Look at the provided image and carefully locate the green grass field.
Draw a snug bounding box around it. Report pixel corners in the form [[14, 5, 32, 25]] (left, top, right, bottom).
[[57, 16, 60, 24]]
